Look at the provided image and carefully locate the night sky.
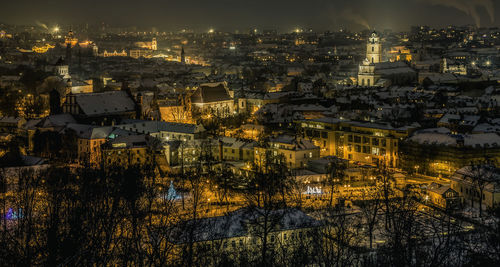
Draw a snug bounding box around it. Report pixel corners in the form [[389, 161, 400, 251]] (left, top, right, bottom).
[[2, 0, 498, 31]]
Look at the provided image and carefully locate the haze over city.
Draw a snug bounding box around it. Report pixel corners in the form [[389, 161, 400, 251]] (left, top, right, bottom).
[[2, 0, 500, 31], [1, 0, 500, 266]]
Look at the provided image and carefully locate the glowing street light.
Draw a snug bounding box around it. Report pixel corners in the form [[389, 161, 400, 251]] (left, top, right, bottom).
[[208, 28, 214, 34], [53, 26, 60, 33]]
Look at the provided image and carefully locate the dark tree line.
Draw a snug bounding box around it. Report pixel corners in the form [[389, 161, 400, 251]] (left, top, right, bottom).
[[1, 155, 500, 266]]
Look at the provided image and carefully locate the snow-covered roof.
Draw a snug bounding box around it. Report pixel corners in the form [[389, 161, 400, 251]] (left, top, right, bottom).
[[408, 131, 500, 148], [75, 91, 136, 116], [171, 208, 320, 243], [116, 120, 204, 135], [269, 136, 318, 150]]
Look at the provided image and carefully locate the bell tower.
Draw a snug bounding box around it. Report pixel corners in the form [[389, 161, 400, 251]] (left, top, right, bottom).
[[366, 31, 382, 64], [151, 38, 157, 50]]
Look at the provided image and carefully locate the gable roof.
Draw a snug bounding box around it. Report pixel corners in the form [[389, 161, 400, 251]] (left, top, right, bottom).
[[191, 82, 232, 103], [75, 91, 136, 116]]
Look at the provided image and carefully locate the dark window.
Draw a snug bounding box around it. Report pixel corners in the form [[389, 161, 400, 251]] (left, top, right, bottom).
[[372, 138, 379, 146], [321, 132, 328, 139], [354, 136, 361, 143]]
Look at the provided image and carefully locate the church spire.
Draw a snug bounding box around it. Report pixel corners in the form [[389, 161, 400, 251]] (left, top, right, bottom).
[[180, 46, 185, 64]]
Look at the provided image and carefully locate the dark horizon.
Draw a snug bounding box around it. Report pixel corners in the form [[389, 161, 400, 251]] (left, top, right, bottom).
[[1, 0, 498, 32]]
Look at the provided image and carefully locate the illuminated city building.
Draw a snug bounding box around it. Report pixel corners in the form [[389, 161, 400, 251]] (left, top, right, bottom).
[[400, 129, 500, 176], [170, 208, 320, 252], [388, 46, 412, 62], [134, 37, 157, 50], [449, 165, 500, 209], [219, 136, 257, 163], [190, 82, 235, 118], [32, 43, 55, 53], [69, 79, 94, 94], [129, 49, 153, 59], [255, 136, 320, 169], [64, 124, 121, 166], [163, 139, 220, 167], [101, 50, 128, 57], [238, 92, 287, 115], [102, 134, 161, 167], [158, 94, 193, 123], [64, 30, 78, 48], [440, 57, 467, 75], [366, 31, 382, 64], [62, 91, 138, 125], [358, 31, 416, 86], [297, 118, 417, 167], [358, 58, 380, 87], [115, 121, 205, 142], [425, 183, 461, 210]]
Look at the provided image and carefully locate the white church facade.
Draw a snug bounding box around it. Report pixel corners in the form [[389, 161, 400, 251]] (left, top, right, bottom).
[[358, 31, 416, 87]]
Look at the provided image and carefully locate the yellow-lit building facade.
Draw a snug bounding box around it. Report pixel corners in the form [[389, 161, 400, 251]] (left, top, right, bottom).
[[388, 46, 412, 62], [78, 137, 106, 166], [219, 137, 256, 163], [449, 167, 500, 209], [254, 137, 320, 169], [297, 118, 415, 167]]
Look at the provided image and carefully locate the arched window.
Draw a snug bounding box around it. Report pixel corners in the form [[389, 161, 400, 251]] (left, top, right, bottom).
[[367, 79, 371, 86], [372, 57, 374, 63], [361, 79, 365, 86], [372, 46, 374, 52]]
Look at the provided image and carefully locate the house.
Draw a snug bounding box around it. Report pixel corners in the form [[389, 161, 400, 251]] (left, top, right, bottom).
[[218, 136, 257, 163], [190, 82, 234, 118], [297, 118, 417, 167], [102, 134, 163, 167], [62, 91, 138, 125], [115, 120, 205, 142], [170, 208, 320, 251], [400, 128, 500, 176], [64, 124, 134, 166], [255, 136, 320, 169], [0, 117, 26, 134], [449, 165, 500, 209], [425, 183, 461, 209]]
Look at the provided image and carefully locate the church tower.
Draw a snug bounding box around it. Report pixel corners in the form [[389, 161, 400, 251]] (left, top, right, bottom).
[[440, 57, 448, 73], [366, 31, 382, 64], [180, 47, 185, 64], [151, 38, 157, 50]]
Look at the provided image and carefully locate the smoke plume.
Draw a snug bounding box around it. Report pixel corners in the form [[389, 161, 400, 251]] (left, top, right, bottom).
[[419, 0, 495, 27], [35, 21, 48, 30], [341, 8, 370, 29]]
